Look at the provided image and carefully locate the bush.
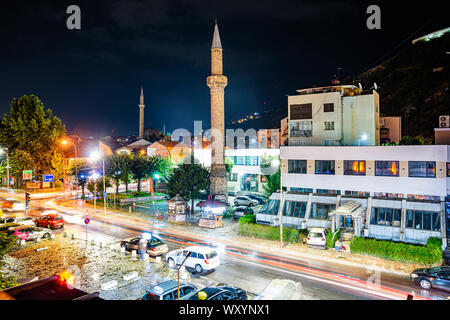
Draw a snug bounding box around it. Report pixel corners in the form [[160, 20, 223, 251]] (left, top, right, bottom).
[[326, 230, 341, 249], [223, 207, 234, 219], [0, 233, 19, 290], [238, 214, 256, 224], [350, 236, 442, 266], [237, 222, 299, 243], [426, 237, 442, 249]]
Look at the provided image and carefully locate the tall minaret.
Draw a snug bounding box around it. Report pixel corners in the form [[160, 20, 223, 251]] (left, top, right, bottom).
[[207, 21, 228, 199], [139, 86, 145, 139]]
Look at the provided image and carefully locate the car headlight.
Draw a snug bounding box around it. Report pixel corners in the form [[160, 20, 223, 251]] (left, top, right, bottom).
[[411, 273, 418, 278]]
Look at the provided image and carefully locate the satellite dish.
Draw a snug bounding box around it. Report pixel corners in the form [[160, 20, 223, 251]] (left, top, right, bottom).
[[358, 82, 363, 90], [374, 82, 378, 90]]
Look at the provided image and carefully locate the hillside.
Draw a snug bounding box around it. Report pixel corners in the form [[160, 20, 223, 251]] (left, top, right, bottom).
[[354, 32, 450, 138]]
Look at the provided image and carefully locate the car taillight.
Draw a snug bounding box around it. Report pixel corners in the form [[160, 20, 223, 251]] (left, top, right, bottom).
[[152, 248, 156, 251], [204, 259, 209, 264], [321, 238, 325, 241], [307, 237, 310, 240]]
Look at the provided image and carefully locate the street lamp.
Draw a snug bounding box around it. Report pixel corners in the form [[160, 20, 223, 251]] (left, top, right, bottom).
[[358, 134, 368, 146], [0, 147, 9, 190], [271, 158, 283, 248], [90, 151, 107, 215], [90, 172, 100, 210], [61, 139, 78, 195]]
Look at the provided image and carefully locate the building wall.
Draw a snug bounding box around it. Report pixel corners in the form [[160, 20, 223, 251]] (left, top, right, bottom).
[[342, 91, 380, 146], [435, 128, 450, 145], [380, 116, 402, 143]]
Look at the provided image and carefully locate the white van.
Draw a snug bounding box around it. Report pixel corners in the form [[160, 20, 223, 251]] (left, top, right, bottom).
[[165, 246, 220, 273]]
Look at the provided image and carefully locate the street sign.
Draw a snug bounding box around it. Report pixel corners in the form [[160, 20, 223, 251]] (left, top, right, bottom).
[[23, 170, 32, 180], [43, 174, 54, 183], [84, 217, 90, 225], [103, 192, 107, 199]]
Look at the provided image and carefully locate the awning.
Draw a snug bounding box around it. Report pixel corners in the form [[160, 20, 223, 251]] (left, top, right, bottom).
[[330, 201, 365, 217]]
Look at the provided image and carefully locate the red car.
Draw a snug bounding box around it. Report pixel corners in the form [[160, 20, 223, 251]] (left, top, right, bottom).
[[35, 214, 65, 229]]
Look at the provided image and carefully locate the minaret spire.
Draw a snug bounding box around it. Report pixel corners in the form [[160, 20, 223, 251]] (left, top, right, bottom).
[[139, 86, 145, 139], [211, 21, 222, 49]]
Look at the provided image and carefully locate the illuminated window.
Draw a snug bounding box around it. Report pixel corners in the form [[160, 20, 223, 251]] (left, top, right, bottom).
[[375, 161, 399, 177], [344, 160, 366, 176]]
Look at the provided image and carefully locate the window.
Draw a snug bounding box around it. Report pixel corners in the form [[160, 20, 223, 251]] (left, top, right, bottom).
[[315, 160, 335, 175], [290, 121, 312, 137], [265, 200, 280, 215], [406, 210, 441, 231], [447, 163, 450, 177], [283, 201, 307, 218], [288, 160, 307, 174], [344, 160, 366, 175], [408, 161, 436, 178], [316, 189, 340, 195], [290, 103, 312, 120], [324, 121, 334, 130], [235, 156, 244, 165], [163, 291, 175, 300], [370, 207, 401, 227], [310, 203, 335, 220], [227, 173, 238, 181], [324, 103, 334, 112], [290, 187, 313, 193], [181, 286, 195, 296], [375, 161, 399, 176], [198, 253, 205, 259], [189, 252, 197, 258]]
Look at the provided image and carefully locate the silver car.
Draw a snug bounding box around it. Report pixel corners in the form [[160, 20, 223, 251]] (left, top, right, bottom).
[[8, 226, 53, 241], [234, 196, 259, 207], [142, 280, 198, 300]]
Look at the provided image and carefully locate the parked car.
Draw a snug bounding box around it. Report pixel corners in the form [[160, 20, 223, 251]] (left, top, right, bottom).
[[410, 266, 450, 292], [307, 228, 327, 250], [0, 223, 21, 233], [8, 226, 52, 241], [166, 246, 220, 273], [0, 216, 35, 226], [234, 196, 258, 207], [181, 285, 247, 300], [233, 206, 254, 219], [1, 199, 25, 212], [35, 214, 65, 229], [141, 280, 198, 300], [443, 248, 450, 266], [244, 194, 265, 205], [120, 234, 168, 257]]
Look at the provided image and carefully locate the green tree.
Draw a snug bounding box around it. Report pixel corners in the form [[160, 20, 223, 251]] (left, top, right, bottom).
[[105, 153, 126, 195], [0, 95, 66, 187], [68, 159, 91, 198], [262, 169, 280, 198], [130, 155, 168, 192], [167, 163, 210, 215], [399, 135, 432, 145], [0, 233, 19, 290], [225, 157, 234, 174], [119, 154, 133, 193]]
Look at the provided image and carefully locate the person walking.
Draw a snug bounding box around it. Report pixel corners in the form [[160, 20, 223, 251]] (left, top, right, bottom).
[[138, 238, 147, 260]]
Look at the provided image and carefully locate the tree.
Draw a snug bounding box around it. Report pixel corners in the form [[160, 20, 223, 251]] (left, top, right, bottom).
[[262, 169, 280, 198], [167, 163, 210, 215], [399, 135, 432, 145], [0, 95, 66, 187], [105, 153, 126, 195], [130, 155, 168, 192], [0, 234, 18, 290], [118, 154, 133, 193], [225, 157, 234, 174], [68, 159, 91, 198]]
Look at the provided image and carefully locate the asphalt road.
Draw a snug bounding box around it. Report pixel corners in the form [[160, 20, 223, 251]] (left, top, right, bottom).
[[5, 194, 449, 300]]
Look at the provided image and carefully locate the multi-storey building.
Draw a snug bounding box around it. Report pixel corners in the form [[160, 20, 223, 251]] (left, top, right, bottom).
[[288, 85, 380, 146], [256, 145, 450, 248]]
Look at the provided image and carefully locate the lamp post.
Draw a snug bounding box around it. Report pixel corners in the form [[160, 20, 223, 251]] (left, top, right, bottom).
[[272, 158, 283, 248], [90, 152, 107, 215], [177, 251, 192, 300]]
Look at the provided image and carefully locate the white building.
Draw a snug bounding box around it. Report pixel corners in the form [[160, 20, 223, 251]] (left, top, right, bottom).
[[288, 85, 380, 146], [256, 145, 450, 248]]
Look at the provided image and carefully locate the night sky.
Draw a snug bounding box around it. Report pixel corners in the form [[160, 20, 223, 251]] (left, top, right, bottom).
[[0, 0, 447, 137]]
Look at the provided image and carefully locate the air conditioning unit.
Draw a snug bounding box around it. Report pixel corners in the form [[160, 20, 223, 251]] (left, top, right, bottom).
[[439, 115, 450, 128]]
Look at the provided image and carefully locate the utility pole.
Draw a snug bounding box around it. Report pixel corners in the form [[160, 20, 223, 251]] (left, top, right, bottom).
[[279, 171, 283, 248], [177, 252, 192, 300], [102, 158, 107, 215]]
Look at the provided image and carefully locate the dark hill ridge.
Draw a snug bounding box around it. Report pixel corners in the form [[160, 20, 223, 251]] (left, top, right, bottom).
[[230, 32, 449, 138], [353, 32, 450, 139]]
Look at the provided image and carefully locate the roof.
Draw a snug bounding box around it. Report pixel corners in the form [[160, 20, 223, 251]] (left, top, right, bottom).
[[185, 245, 217, 253], [150, 141, 185, 149], [330, 201, 365, 217], [211, 23, 222, 49], [148, 280, 188, 293]]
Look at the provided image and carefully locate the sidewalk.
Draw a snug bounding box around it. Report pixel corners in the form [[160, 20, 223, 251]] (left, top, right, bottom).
[[57, 199, 427, 276]]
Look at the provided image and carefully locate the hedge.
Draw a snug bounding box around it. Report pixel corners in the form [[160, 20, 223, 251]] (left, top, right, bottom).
[[326, 230, 341, 249], [350, 236, 442, 266], [237, 222, 299, 243]]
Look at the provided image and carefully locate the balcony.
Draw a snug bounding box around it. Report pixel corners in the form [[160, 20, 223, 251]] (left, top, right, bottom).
[[290, 130, 312, 137]]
